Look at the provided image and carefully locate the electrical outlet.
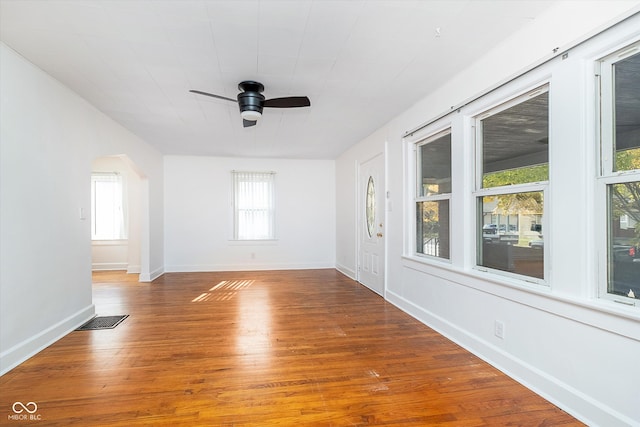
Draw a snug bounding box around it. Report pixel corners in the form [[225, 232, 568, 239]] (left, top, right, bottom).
[[494, 320, 505, 339]]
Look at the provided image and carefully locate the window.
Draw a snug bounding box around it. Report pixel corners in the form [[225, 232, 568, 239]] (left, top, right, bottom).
[[607, 182, 640, 300], [415, 129, 451, 259], [366, 176, 376, 237], [232, 171, 275, 240], [598, 41, 640, 302], [91, 173, 126, 240], [474, 85, 549, 280]]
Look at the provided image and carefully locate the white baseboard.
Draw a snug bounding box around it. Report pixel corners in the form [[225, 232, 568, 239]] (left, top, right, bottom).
[[0, 305, 95, 376], [164, 262, 335, 273], [384, 290, 635, 427], [92, 262, 127, 271], [126, 264, 141, 274], [139, 266, 164, 282], [335, 263, 356, 280]]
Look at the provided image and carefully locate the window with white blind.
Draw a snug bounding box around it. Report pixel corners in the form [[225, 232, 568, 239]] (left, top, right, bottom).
[[91, 173, 126, 240], [232, 171, 276, 240]]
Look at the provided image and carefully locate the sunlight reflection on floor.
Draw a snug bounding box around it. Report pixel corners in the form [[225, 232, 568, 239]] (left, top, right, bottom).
[[191, 280, 255, 302]]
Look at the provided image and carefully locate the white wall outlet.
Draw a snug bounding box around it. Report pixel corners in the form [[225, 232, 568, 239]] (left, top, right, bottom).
[[494, 320, 505, 339]]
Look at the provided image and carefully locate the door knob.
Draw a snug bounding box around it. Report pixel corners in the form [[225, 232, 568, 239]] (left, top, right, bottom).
[[376, 232, 383, 237]]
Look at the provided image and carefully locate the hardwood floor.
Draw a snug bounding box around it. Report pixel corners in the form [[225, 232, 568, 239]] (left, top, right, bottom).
[[0, 269, 582, 426]]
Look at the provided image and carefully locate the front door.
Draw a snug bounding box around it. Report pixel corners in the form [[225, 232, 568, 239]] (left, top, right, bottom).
[[358, 153, 385, 296]]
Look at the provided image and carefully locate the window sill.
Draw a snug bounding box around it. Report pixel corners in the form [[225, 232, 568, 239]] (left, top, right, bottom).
[[228, 239, 279, 246], [409, 253, 453, 266], [91, 239, 128, 246], [403, 252, 548, 287], [400, 255, 640, 341]]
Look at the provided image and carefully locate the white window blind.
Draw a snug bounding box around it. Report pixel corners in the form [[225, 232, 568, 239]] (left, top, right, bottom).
[[232, 171, 275, 240], [91, 173, 126, 240]]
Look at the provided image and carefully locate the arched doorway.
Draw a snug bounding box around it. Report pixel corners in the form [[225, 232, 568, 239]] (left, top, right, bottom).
[[91, 154, 148, 281]]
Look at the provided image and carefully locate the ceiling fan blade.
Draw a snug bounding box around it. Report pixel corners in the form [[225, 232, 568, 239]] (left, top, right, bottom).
[[243, 119, 257, 128], [189, 90, 237, 103], [263, 96, 311, 108]]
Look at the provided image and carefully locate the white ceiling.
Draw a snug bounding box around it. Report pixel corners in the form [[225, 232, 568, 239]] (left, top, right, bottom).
[[0, 0, 558, 159]]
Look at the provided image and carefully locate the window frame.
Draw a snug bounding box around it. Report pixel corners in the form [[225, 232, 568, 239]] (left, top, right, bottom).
[[231, 170, 276, 241], [413, 128, 453, 261], [472, 84, 550, 285], [90, 172, 127, 241], [596, 40, 640, 305]]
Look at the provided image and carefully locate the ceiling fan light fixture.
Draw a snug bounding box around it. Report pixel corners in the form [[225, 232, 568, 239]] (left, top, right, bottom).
[[240, 110, 261, 121], [190, 81, 310, 127]]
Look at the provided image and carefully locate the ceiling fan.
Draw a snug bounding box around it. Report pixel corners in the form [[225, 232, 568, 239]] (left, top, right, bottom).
[[190, 81, 311, 128]]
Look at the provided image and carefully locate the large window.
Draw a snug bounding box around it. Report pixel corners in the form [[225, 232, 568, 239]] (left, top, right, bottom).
[[415, 129, 451, 259], [91, 173, 126, 240], [475, 85, 549, 280], [232, 171, 276, 240], [599, 41, 640, 302]]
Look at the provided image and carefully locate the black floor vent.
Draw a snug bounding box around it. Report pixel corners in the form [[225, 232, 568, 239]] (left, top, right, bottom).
[[76, 315, 129, 331]]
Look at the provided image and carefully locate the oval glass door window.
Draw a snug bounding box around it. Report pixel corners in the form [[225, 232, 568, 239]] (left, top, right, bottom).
[[366, 176, 375, 237]]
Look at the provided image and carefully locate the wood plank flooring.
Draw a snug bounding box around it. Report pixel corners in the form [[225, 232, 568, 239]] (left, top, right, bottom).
[[0, 269, 582, 426]]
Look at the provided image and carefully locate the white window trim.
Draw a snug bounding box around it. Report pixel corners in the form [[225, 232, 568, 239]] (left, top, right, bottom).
[[406, 125, 453, 263], [596, 40, 640, 306], [473, 84, 550, 191], [231, 170, 276, 241], [398, 17, 640, 324], [472, 84, 550, 285], [90, 172, 127, 241], [598, 40, 640, 176]]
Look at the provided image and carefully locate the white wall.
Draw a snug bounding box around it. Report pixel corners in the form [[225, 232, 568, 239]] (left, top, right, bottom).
[[0, 43, 164, 374], [165, 156, 335, 271], [336, 4, 640, 427]]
